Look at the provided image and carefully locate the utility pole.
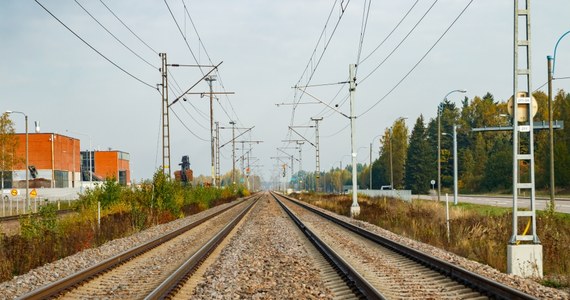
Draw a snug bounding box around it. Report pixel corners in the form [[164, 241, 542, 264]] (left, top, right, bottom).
[[508, 0, 542, 278], [288, 123, 321, 193], [311, 117, 323, 192], [231, 121, 236, 184], [547, 55, 555, 208], [159, 53, 171, 177], [205, 76, 216, 187], [215, 121, 220, 186], [219, 124, 254, 185], [348, 64, 359, 217]]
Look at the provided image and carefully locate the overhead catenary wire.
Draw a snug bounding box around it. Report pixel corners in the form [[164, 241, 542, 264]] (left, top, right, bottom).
[[34, 0, 157, 90], [74, 0, 158, 71], [289, 0, 352, 126], [358, 0, 475, 118], [359, 0, 420, 65], [170, 109, 209, 142], [97, 0, 211, 122], [355, 0, 372, 75], [180, 0, 242, 127], [163, 0, 204, 75], [98, 0, 159, 56], [359, 0, 439, 84]]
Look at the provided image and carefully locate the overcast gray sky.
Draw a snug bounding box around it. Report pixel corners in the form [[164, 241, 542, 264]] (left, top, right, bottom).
[[1, 0, 569, 183]]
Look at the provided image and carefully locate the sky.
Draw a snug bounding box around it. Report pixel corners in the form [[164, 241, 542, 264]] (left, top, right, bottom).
[[0, 0, 569, 184]]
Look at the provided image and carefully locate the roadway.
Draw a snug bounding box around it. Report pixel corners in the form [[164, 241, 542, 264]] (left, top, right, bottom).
[[415, 193, 570, 214]]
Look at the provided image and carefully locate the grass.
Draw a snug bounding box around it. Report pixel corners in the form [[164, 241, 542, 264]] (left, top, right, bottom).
[[0, 171, 247, 283], [297, 193, 570, 290]]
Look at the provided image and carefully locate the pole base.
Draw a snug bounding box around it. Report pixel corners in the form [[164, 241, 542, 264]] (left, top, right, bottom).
[[350, 205, 360, 218], [507, 244, 543, 278]]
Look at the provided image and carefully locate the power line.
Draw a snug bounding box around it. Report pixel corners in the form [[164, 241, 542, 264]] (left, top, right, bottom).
[[163, 0, 204, 75], [355, 0, 372, 73], [358, 0, 475, 118], [34, 0, 157, 90], [99, 0, 207, 124], [170, 109, 209, 142], [98, 0, 159, 56], [289, 0, 352, 126], [359, 0, 420, 65], [180, 0, 242, 126], [74, 0, 158, 70], [359, 0, 439, 84]]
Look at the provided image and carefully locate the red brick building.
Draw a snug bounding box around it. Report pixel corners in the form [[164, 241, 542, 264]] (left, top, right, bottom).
[[11, 133, 81, 188], [3, 133, 131, 188], [82, 150, 130, 185]]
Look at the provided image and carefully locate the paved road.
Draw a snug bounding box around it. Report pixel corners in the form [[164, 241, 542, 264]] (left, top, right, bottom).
[[415, 193, 570, 214]]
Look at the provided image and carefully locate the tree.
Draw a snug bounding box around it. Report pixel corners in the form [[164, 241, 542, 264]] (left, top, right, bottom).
[[391, 118, 408, 189], [0, 113, 18, 188], [405, 115, 431, 194]]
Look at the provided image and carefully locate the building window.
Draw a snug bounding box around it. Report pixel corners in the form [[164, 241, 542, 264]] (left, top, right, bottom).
[[54, 170, 69, 188]]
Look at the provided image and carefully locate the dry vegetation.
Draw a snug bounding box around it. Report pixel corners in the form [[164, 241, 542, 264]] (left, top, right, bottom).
[[297, 193, 570, 290], [0, 172, 247, 283]]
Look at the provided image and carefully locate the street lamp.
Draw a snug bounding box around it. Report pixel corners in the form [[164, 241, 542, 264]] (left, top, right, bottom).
[[438, 90, 466, 202], [6, 111, 29, 210], [546, 30, 569, 208], [442, 126, 458, 205]]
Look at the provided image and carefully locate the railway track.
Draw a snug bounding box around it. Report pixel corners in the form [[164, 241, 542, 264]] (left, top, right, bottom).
[[0, 208, 75, 222], [18, 195, 260, 300], [271, 191, 537, 300]]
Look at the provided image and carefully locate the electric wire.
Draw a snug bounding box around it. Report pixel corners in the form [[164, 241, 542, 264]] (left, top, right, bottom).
[[359, 0, 420, 65], [355, 0, 372, 75], [99, 0, 159, 56], [97, 0, 210, 122], [180, 0, 242, 126], [163, 0, 204, 75], [358, 0, 474, 118], [290, 0, 352, 125], [283, 0, 352, 153], [74, 0, 158, 70], [170, 109, 209, 142], [359, 0, 439, 84], [34, 0, 157, 90]]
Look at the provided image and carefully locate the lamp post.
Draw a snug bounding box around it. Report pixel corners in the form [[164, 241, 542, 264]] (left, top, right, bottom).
[[438, 90, 466, 202], [6, 111, 28, 209], [547, 30, 569, 208], [442, 126, 458, 205]]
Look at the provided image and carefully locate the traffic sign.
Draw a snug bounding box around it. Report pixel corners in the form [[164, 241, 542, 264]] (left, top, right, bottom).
[[10, 189, 18, 196], [30, 189, 37, 199]]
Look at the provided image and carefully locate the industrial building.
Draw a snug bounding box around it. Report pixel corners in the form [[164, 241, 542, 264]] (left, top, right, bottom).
[[81, 150, 131, 186], [2, 133, 130, 189]]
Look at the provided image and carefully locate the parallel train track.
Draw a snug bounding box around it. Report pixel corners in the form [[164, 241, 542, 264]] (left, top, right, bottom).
[[271, 191, 536, 300], [18, 195, 260, 300]]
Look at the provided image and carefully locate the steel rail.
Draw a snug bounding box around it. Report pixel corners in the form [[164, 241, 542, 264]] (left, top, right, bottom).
[[17, 195, 256, 300], [270, 192, 385, 300], [277, 192, 537, 300], [145, 195, 260, 299], [0, 208, 75, 222]]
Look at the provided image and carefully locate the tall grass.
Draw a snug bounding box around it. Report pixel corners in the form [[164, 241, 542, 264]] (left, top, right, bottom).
[[0, 170, 247, 283], [299, 194, 570, 288]]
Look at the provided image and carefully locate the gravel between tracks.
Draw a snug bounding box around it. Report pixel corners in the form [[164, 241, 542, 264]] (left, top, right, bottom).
[[191, 194, 333, 299], [0, 200, 239, 300], [1, 193, 568, 299]]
